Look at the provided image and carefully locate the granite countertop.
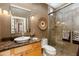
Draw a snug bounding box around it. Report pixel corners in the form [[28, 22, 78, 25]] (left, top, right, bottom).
[[0, 39, 41, 52]]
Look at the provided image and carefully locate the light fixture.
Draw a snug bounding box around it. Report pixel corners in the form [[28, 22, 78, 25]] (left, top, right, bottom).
[[56, 21, 60, 24], [3, 10, 8, 15], [31, 16, 34, 19], [0, 8, 2, 14], [50, 14, 53, 16]]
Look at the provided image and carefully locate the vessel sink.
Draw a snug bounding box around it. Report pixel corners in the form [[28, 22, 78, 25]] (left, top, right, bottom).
[[14, 36, 30, 43]]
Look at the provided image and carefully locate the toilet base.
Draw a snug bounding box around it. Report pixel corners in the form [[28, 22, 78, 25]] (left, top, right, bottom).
[[42, 48, 56, 56]]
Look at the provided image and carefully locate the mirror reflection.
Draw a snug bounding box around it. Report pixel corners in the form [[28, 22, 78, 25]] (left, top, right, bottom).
[[10, 5, 31, 35], [11, 16, 26, 34]]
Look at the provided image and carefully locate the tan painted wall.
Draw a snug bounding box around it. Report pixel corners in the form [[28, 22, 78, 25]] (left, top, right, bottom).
[[0, 15, 11, 39]]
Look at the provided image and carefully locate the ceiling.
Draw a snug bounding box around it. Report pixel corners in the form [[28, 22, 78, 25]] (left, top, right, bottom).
[[48, 3, 66, 9]]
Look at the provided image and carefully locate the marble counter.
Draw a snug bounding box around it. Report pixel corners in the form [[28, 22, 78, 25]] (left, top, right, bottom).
[[0, 39, 41, 52]]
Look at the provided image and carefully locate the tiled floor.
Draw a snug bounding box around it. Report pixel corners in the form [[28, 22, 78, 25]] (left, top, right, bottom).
[[54, 41, 78, 56]]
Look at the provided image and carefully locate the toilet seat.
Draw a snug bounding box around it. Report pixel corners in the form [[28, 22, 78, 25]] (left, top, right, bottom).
[[44, 45, 56, 52], [43, 45, 56, 56]]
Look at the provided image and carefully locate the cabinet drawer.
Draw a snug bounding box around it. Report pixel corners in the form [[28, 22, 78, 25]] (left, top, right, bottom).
[[0, 50, 11, 56]]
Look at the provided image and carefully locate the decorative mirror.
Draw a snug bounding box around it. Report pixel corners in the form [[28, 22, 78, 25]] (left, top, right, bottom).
[[38, 17, 47, 30], [10, 5, 31, 34], [11, 16, 26, 34]]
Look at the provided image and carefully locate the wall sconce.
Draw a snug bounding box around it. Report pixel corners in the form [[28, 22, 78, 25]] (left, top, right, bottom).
[[56, 21, 60, 24], [0, 8, 2, 14], [31, 16, 34, 19], [3, 10, 8, 15]]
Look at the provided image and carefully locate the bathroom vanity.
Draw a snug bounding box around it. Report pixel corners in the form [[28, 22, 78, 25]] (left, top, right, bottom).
[[0, 4, 45, 56], [0, 40, 42, 56]]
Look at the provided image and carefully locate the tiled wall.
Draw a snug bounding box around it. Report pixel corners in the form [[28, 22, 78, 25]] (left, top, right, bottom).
[[56, 3, 79, 42], [48, 3, 79, 46]]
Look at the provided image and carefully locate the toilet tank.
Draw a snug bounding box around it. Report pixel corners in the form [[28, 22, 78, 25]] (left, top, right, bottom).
[[41, 38, 48, 48]]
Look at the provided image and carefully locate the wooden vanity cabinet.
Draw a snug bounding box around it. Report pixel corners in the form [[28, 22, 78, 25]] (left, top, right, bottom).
[[0, 42, 42, 56]]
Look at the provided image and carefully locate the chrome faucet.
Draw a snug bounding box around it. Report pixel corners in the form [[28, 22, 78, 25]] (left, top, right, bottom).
[[22, 32, 24, 36]]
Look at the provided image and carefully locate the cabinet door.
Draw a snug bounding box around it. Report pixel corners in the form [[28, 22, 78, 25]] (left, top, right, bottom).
[[26, 49, 42, 56], [24, 42, 42, 56], [24, 47, 42, 56], [0, 50, 11, 56], [11, 44, 32, 55]]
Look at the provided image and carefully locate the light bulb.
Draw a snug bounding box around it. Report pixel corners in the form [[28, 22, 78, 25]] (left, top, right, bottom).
[[56, 21, 60, 24], [31, 16, 34, 19], [3, 10, 8, 15]]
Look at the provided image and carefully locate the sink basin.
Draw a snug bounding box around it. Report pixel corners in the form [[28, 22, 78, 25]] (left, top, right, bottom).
[[14, 36, 30, 43]]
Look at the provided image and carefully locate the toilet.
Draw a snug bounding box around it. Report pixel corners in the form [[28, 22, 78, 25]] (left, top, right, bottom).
[[41, 38, 56, 56]]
